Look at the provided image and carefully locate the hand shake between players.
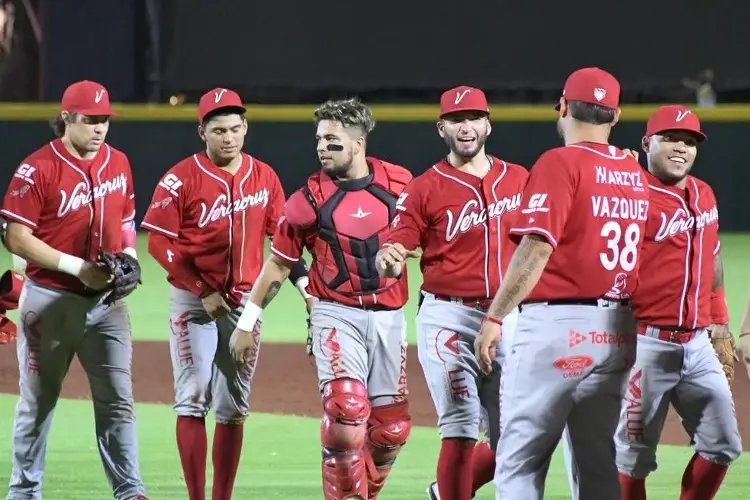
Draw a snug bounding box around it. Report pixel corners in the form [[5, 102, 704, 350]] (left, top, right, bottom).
[[375, 243, 420, 277]]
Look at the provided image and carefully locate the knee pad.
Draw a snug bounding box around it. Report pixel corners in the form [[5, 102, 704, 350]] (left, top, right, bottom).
[[367, 400, 412, 451], [322, 378, 370, 451]]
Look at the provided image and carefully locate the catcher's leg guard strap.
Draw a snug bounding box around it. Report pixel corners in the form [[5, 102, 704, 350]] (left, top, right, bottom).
[[321, 378, 370, 500], [365, 400, 412, 498]]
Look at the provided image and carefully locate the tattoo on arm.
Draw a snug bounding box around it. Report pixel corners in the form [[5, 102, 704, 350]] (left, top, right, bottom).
[[713, 254, 724, 291], [262, 281, 282, 308], [488, 234, 553, 319]]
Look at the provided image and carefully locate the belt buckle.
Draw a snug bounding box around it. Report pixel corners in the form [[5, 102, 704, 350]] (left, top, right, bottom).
[[668, 330, 676, 342]]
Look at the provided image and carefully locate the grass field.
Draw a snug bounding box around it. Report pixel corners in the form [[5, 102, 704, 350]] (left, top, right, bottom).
[[0, 233, 748, 499]]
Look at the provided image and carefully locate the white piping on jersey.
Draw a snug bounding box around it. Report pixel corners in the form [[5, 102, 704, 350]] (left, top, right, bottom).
[[0, 209, 37, 228], [490, 161, 508, 284], [511, 227, 559, 248], [95, 148, 112, 250], [690, 178, 703, 330], [192, 154, 233, 290], [649, 184, 692, 327], [270, 245, 299, 262], [141, 221, 178, 238], [50, 142, 111, 252], [234, 154, 254, 296], [566, 144, 628, 160], [431, 163, 490, 298]]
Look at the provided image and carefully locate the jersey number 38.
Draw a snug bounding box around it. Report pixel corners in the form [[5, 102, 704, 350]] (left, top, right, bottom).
[[599, 221, 640, 272]]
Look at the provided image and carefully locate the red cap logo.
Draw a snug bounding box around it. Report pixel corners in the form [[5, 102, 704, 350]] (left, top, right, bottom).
[[198, 88, 246, 122], [645, 105, 706, 141], [60, 80, 114, 116], [439, 86, 490, 117]]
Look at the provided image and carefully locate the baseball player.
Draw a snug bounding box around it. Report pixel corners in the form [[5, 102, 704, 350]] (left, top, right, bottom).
[[474, 67, 650, 500], [230, 98, 413, 500], [140, 88, 311, 500], [610, 105, 742, 500], [375, 86, 528, 500], [1, 81, 149, 499]]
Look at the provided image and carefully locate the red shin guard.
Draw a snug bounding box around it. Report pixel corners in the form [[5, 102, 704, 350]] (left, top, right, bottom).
[[680, 454, 728, 500], [176, 416, 208, 500], [437, 438, 475, 500], [619, 473, 646, 500], [211, 422, 244, 500]]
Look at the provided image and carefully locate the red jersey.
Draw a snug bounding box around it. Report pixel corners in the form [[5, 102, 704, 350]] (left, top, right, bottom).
[[1, 140, 135, 294], [271, 158, 412, 309], [141, 152, 284, 303], [511, 142, 650, 301], [631, 172, 720, 329], [385, 157, 528, 298]]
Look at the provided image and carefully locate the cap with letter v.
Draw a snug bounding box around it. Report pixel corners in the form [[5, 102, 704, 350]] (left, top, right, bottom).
[[645, 104, 706, 141], [198, 87, 247, 123], [61, 80, 115, 116], [439, 85, 490, 117]]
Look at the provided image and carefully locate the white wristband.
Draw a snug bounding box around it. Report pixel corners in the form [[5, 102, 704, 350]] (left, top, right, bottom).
[[295, 276, 313, 300], [236, 301, 262, 332], [57, 253, 85, 277], [122, 247, 138, 259]]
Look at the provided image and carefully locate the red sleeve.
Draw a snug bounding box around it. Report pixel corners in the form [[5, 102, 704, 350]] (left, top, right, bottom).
[[270, 216, 308, 263], [122, 159, 136, 223], [140, 171, 184, 238], [1, 162, 48, 229], [509, 151, 576, 248], [711, 288, 729, 324], [385, 179, 427, 251], [265, 171, 286, 237], [147, 232, 209, 296]]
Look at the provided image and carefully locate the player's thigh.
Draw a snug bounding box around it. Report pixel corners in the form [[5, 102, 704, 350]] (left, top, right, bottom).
[[673, 335, 743, 464], [310, 301, 369, 390], [210, 309, 262, 422], [614, 336, 682, 477], [78, 300, 137, 403], [366, 308, 407, 401], [168, 289, 220, 415], [416, 297, 484, 439], [16, 282, 83, 397]]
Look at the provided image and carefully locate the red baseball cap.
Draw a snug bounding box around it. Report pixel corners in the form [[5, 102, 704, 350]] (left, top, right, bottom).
[[439, 86, 490, 117], [645, 105, 706, 141], [198, 88, 246, 122], [555, 67, 620, 110], [61, 80, 114, 116]]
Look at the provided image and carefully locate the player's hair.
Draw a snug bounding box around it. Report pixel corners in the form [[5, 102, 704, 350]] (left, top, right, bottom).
[[49, 112, 79, 138], [201, 107, 246, 127], [313, 98, 376, 137], [568, 100, 617, 125]]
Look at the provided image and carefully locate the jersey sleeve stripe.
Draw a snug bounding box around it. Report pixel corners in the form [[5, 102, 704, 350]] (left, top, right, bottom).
[[0, 209, 38, 228], [140, 221, 178, 238], [509, 227, 558, 248], [270, 245, 300, 262], [122, 209, 136, 223], [714, 240, 721, 255]]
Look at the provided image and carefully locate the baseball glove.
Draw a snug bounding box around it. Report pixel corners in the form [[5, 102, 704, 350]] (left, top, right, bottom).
[[97, 249, 142, 306], [709, 324, 738, 382]]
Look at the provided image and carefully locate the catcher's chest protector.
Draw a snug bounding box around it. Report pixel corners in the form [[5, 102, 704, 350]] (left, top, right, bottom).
[[306, 163, 401, 297]]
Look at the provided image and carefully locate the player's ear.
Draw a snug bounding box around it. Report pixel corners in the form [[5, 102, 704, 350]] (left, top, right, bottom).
[[486, 118, 492, 137], [612, 108, 622, 126], [641, 135, 650, 153], [241, 117, 249, 136], [558, 99, 569, 118], [197, 124, 206, 142], [436, 120, 445, 138]]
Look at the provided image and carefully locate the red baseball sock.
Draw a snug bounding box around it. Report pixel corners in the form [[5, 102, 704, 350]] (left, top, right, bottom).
[[211, 422, 244, 500], [437, 438, 475, 500], [176, 416, 208, 500], [470, 440, 496, 496], [679, 454, 728, 500], [619, 473, 646, 500]]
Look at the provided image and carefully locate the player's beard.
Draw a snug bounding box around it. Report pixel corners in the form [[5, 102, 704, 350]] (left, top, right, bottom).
[[651, 158, 693, 185], [322, 151, 354, 179], [556, 118, 565, 141], [446, 134, 487, 159]]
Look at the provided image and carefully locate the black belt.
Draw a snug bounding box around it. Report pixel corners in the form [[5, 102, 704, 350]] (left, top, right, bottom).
[[519, 297, 631, 312], [318, 299, 399, 312]]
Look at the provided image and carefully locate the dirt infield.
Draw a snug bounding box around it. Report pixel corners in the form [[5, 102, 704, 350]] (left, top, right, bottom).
[[0, 341, 749, 450]]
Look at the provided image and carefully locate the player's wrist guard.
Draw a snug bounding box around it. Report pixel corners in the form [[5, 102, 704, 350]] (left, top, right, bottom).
[[237, 301, 262, 332], [57, 253, 85, 277], [295, 276, 314, 300]]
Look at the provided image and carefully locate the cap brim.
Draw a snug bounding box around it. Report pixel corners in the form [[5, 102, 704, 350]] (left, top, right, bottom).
[[439, 108, 490, 118], [651, 128, 707, 142], [200, 105, 247, 122]]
